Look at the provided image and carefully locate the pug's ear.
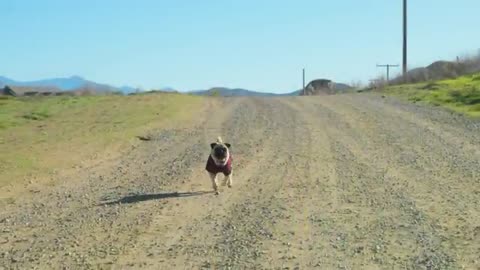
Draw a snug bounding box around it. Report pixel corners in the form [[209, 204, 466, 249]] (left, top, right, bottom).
[[225, 143, 231, 149], [210, 143, 217, 149]]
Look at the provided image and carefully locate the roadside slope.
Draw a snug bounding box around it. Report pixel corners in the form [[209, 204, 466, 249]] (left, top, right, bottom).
[[0, 94, 204, 197], [377, 72, 480, 117]]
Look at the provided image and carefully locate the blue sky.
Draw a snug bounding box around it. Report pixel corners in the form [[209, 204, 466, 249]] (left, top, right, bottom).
[[1, 0, 479, 93]]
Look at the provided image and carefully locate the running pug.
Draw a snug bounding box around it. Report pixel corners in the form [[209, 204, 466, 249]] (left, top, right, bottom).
[[205, 137, 233, 195]]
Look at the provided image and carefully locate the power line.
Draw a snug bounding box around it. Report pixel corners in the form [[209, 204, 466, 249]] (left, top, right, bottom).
[[377, 64, 399, 83]]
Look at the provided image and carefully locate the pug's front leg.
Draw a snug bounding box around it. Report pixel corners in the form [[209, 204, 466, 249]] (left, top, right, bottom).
[[209, 172, 219, 195], [227, 172, 233, 188]]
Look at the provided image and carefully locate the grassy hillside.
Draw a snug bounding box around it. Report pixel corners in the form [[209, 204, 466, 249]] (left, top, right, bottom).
[[0, 94, 204, 189], [380, 73, 480, 117]]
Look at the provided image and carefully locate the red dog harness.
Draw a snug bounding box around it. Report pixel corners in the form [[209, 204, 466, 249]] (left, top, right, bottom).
[[205, 155, 232, 176]]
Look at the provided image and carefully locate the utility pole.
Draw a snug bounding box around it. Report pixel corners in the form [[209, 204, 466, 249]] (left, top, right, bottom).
[[377, 64, 399, 83], [302, 68, 306, 95], [403, 0, 408, 80]]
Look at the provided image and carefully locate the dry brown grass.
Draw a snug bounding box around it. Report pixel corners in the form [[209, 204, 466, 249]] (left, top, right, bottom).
[[0, 94, 205, 191], [390, 51, 480, 85]]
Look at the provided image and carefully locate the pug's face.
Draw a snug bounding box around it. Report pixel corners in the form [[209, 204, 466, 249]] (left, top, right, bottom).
[[210, 142, 231, 163]]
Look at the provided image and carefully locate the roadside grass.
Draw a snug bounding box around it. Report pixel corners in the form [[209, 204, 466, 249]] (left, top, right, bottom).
[[379, 73, 480, 117], [0, 94, 205, 189]]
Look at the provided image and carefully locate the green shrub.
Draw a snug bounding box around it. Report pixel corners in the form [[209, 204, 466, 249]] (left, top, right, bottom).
[[470, 104, 480, 112], [23, 110, 51, 120], [448, 87, 480, 105]]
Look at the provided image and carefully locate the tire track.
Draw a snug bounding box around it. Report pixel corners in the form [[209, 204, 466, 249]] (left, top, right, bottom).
[[301, 96, 476, 269], [256, 98, 340, 269]]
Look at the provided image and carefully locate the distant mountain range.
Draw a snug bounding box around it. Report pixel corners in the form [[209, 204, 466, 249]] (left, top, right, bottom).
[[187, 87, 298, 97], [186, 81, 351, 97], [0, 76, 138, 94], [0, 75, 351, 96]]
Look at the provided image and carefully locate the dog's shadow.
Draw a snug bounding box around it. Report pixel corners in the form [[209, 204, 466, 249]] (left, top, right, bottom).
[[101, 190, 213, 205]]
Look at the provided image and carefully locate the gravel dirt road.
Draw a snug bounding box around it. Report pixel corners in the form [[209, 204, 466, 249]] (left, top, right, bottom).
[[1, 95, 479, 269]]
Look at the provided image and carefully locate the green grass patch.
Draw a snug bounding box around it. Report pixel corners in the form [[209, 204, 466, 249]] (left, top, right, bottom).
[[0, 94, 205, 188], [22, 110, 51, 120], [380, 73, 480, 117]]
